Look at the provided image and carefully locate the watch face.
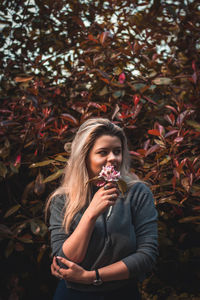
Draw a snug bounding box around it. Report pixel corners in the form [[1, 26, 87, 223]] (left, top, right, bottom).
[[93, 279, 103, 286]]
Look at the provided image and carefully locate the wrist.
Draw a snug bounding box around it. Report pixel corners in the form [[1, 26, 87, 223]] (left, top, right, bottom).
[[84, 208, 97, 222], [84, 270, 96, 284]]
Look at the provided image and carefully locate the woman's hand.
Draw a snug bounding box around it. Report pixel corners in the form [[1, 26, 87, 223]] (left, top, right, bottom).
[[86, 183, 119, 219], [51, 256, 94, 284]]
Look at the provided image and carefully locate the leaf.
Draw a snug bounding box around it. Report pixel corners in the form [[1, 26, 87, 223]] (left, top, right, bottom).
[[148, 129, 161, 136], [54, 155, 68, 162], [159, 198, 183, 207], [88, 34, 99, 43], [117, 179, 128, 195], [100, 31, 109, 44], [14, 76, 34, 82], [34, 172, 45, 196], [165, 130, 178, 138], [4, 204, 21, 218], [187, 120, 200, 131], [0, 162, 7, 178], [5, 240, 15, 258], [86, 176, 99, 184], [30, 220, 47, 237], [160, 156, 171, 165], [0, 224, 13, 237], [146, 145, 160, 156], [18, 234, 33, 243], [30, 220, 41, 235], [29, 160, 54, 168], [99, 86, 109, 96], [181, 177, 190, 192], [152, 77, 172, 85], [179, 216, 200, 224], [143, 96, 157, 105], [174, 136, 184, 143], [61, 113, 79, 125], [43, 169, 64, 183], [130, 151, 142, 157]]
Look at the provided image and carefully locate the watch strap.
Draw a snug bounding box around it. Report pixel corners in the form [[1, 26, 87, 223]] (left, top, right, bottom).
[[95, 269, 100, 280]]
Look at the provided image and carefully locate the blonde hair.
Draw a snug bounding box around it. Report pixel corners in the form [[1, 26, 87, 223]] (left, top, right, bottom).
[[45, 118, 139, 233]]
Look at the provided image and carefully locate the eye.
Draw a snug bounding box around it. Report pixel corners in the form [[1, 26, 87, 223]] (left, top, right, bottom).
[[114, 149, 121, 155], [98, 150, 107, 155]]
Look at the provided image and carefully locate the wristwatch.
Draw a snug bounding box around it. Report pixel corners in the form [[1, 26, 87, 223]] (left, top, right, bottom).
[[93, 269, 103, 286]]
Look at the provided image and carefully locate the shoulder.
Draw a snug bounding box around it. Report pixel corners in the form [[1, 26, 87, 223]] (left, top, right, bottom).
[[126, 181, 155, 207], [50, 194, 66, 212], [128, 181, 152, 195]]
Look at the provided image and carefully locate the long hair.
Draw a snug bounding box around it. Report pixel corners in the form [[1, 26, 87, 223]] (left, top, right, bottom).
[[45, 118, 139, 233]]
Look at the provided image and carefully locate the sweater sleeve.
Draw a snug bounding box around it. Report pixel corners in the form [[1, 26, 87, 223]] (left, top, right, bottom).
[[122, 183, 158, 282], [49, 194, 70, 259]]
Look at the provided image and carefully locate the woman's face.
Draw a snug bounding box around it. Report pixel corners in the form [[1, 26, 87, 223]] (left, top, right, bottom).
[[86, 135, 123, 179]]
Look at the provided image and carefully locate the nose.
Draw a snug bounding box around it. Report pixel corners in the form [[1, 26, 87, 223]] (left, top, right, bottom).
[[107, 151, 117, 164]]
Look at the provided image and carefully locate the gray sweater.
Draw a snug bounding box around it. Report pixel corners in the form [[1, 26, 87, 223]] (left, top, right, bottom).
[[49, 182, 158, 291]]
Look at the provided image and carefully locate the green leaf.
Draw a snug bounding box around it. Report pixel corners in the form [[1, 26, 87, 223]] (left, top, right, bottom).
[[5, 240, 15, 258], [54, 155, 68, 162], [0, 162, 7, 178], [117, 179, 128, 195], [152, 77, 172, 85], [29, 160, 54, 168], [99, 86, 109, 96], [43, 169, 64, 183], [30, 220, 47, 237], [4, 204, 21, 218], [186, 120, 200, 131], [86, 176, 100, 184], [179, 216, 200, 223], [160, 156, 171, 165]]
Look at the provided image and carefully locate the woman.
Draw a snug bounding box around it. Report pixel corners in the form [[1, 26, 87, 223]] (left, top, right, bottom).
[[45, 118, 158, 300]]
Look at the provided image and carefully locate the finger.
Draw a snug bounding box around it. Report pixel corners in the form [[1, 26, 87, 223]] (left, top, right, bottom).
[[103, 182, 117, 190], [53, 256, 59, 267], [106, 187, 119, 196], [109, 193, 118, 200], [56, 256, 72, 268]]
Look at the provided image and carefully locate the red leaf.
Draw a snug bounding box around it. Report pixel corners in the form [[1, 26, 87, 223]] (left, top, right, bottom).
[[14, 76, 33, 82], [174, 136, 184, 143], [14, 154, 21, 166], [130, 151, 141, 157], [88, 34, 99, 44], [61, 114, 79, 126], [165, 130, 178, 138], [165, 105, 178, 115], [192, 60, 196, 71], [148, 129, 161, 136], [137, 149, 147, 156], [146, 145, 160, 156], [100, 77, 110, 84], [143, 96, 157, 105], [172, 176, 176, 190], [100, 105, 107, 112], [133, 95, 140, 106], [100, 31, 110, 44]]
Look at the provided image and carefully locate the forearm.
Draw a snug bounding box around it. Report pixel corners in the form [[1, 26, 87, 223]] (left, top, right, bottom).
[[97, 260, 129, 282], [62, 208, 96, 263]]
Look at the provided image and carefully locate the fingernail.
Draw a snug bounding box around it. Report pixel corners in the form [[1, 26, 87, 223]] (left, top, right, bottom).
[[56, 256, 62, 260]]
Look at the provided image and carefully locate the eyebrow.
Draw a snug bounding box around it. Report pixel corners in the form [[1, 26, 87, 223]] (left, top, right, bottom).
[[96, 146, 122, 151]]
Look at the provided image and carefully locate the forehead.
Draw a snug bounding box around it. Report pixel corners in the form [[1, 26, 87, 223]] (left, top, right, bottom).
[[92, 135, 122, 148]]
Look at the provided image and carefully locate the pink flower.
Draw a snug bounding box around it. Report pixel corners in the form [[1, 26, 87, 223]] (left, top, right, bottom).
[[97, 165, 120, 185], [87, 165, 127, 195]]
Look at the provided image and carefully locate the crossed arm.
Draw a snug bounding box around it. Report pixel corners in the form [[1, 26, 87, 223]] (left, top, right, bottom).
[[50, 183, 129, 283], [49, 183, 158, 284]]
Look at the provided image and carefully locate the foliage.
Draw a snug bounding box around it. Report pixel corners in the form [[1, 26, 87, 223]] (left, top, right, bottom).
[[0, 0, 200, 298]]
